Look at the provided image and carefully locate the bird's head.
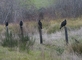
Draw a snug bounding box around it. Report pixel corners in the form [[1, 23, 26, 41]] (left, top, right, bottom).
[[64, 19, 67, 24], [65, 19, 66, 21]]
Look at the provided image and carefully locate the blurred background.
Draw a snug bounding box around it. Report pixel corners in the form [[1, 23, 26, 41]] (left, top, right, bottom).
[[0, 0, 82, 23]]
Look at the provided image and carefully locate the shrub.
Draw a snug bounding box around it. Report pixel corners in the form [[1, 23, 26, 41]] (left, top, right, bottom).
[[69, 42, 82, 54], [2, 31, 17, 48], [55, 46, 64, 55], [18, 35, 35, 52]]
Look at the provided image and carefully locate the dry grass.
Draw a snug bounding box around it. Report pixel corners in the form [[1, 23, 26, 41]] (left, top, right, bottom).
[[0, 18, 82, 60], [42, 18, 82, 34]]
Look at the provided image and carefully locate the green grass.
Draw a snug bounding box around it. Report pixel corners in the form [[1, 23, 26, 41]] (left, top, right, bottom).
[[0, 46, 62, 60], [0, 25, 4, 32], [1, 18, 82, 34], [42, 18, 82, 34], [0, 18, 82, 60], [68, 42, 82, 54]]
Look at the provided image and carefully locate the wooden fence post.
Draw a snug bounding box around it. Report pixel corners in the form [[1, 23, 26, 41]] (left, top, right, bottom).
[[38, 20, 43, 44], [20, 26, 23, 38], [5, 21, 9, 35], [19, 21, 23, 38], [6, 26, 9, 35], [64, 26, 68, 45], [38, 27, 43, 44]]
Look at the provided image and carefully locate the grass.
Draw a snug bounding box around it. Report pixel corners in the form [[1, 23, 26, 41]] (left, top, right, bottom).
[[0, 42, 81, 60], [0, 18, 82, 60], [42, 18, 82, 34], [67, 18, 82, 29], [71, 43, 82, 54], [1, 18, 82, 34], [0, 25, 4, 32], [0, 46, 62, 60]]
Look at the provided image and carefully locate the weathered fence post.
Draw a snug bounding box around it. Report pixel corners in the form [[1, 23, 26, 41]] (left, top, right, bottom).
[[19, 21, 23, 38], [64, 26, 68, 45], [5, 21, 9, 35], [60, 19, 68, 45], [6, 26, 8, 34], [39, 27, 43, 44], [38, 20, 43, 44], [20, 26, 23, 37]]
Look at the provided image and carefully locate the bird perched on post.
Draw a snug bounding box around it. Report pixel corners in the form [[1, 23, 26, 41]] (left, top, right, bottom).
[[38, 20, 42, 29], [60, 19, 67, 29], [5, 21, 8, 27], [20, 21, 23, 28]]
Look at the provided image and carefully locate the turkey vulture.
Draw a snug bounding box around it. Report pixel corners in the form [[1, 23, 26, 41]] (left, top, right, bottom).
[[5, 21, 8, 26], [38, 20, 42, 29], [60, 19, 67, 29], [20, 21, 23, 27]]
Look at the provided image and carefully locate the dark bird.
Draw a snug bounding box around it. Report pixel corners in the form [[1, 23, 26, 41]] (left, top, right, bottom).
[[60, 19, 67, 29], [20, 21, 23, 27], [38, 20, 42, 29], [5, 21, 8, 26]]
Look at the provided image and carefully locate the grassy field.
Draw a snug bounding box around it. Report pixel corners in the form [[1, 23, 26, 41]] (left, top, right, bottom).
[[0, 18, 82, 60], [0, 45, 61, 60], [42, 18, 82, 34]]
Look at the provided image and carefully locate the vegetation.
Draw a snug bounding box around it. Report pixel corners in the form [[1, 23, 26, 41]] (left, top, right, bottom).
[[2, 31, 17, 48], [0, 0, 82, 23], [1, 26, 35, 52], [69, 42, 82, 54], [0, 46, 62, 60], [0, 19, 82, 60], [0, 0, 82, 60], [42, 18, 82, 34]]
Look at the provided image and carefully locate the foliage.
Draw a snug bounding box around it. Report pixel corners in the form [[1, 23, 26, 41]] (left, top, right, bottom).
[[17, 34, 35, 52], [44, 44, 64, 55], [0, 46, 62, 60], [2, 31, 17, 48], [69, 42, 82, 54], [55, 46, 64, 55], [1, 28, 35, 52]]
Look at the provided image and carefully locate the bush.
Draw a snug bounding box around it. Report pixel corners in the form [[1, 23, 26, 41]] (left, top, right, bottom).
[[18, 35, 35, 52], [55, 46, 64, 55], [2, 31, 17, 48], [69, 42, 82, 54]]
